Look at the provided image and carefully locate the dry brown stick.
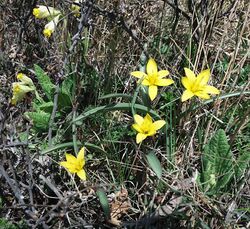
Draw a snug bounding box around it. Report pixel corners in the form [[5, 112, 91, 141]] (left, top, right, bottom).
[[48, 1, 92, 146], [0, 162, 25, 205]]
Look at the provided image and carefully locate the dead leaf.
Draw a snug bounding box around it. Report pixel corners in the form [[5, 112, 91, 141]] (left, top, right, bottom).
[[109, 188, 131, 226]]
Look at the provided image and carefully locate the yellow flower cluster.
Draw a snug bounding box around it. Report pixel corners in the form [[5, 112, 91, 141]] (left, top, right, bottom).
[[33, 5, 61, 38], [33, 2, 83, 38], [11, 73, 36, 105], [131, 58, 220, 144]]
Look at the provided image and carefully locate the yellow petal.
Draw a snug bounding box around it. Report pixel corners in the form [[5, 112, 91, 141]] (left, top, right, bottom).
[[77, 169, 87, 180], [33, 6, 61, 19], [65, 153, 77, 164], [59, 161, 69, 168], [194, 91, 210, 99], [131, 71, 147, 78], [196, 69, 210, 86], [181, 90, 194, 102], [132, 123, 142, 133], [60, 161, 75, 172], [141, 78, 150, 86], [134, 114, 144, 125], [184, 68, 196, 82], [144, 113, 153, 125], [43, 15, 60, 38], [17, 73, 34, 86], [148, 85, 158, 100], [152, 120, 166, 131], [146, 58, 158, 75], [158, 70, 169, 78], [136, 133, 147, 144], [204, 85, 220, 95], [181, 77, 192, 90], [77, 147, 85, 166], [155, 78, 174, 86], [43, 29, 52, 38]]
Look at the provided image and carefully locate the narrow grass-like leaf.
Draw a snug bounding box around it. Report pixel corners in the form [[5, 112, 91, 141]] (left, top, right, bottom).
[[96, 189, 110, 218], [99, 93, 135, 101], [73, 103, 161, 124], [41, 142, 105, 155], [146, 152, 162, 179]]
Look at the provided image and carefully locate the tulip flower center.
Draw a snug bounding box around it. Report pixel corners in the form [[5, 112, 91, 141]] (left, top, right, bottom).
[[148, 73, 157, 85]]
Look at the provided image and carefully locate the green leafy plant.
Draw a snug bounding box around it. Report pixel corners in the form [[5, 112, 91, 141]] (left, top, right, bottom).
[[25, 65, 74, 131], [198, 129, 250, 195]]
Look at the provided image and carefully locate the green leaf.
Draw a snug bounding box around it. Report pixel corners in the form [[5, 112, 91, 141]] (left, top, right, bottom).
[[96, 189, 110, 218], [99, 93, 135, 101], [34, 64, 55, 100], [73, 103, 161, 124], [146, 152, 162, 179], [235, 147, 250, 179], [41, 142, 106, 155], [25, 111, 51, 131], [33, 101, 54, 113], [200, 129, 233, 194], [59, 76, 75, 108]]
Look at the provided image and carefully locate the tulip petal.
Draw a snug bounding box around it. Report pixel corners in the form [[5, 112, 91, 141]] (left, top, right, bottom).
[[156, 78, 174, 86], [144, 113, 153, 125], [204, 85, 220, 95], [65, 153, 77, 164], [134, 114, 144, 125], [181, 77, 192, 90], [77, 169, 87, 180], [60, 161, 77, 173], [152, 120, 166, 131], [194, 91, 210, 99], [136, 133, 147, 144], [196, 69, 210, 86], [181, 90, 194, 102], [77, 147, 85, 166], [132, 123, 142, 133], [131, 71, 147, 78], [158, 70, 169, 78], [141, 78, 150, 86], [184, 68, 196, 82], [148, 85, 158, 100], [146, 58, 158, 75]]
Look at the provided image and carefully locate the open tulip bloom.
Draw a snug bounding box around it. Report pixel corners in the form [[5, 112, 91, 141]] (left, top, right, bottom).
[[60, 147, 86, 180], [131, 58, 174, 101], [132, 113, 166, 144], [181, 68, 220, 102]]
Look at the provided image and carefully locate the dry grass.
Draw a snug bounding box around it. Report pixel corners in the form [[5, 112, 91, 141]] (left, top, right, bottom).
[[0, 0, 249, 228]]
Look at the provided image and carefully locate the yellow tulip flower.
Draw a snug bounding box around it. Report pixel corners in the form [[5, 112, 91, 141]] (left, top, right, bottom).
[[43, 15, 60, 38], [131, 58, 174, 101], [181, 68, 220, 102], [33, 5, 61, 19], [60, 147, 86, 180], [132, 113, 166, 144]]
